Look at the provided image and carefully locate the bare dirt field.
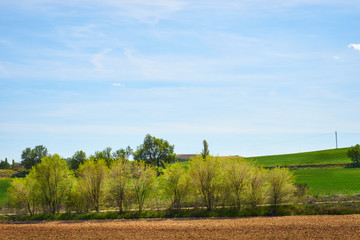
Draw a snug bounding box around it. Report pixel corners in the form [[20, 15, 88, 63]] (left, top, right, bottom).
[[1, 215, 360, 239]]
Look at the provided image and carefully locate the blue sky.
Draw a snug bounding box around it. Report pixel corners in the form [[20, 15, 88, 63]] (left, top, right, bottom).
[[1, 0, 360, 161]]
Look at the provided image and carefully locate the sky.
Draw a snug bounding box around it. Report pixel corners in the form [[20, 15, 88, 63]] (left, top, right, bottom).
[[1, 0, 360, 161]]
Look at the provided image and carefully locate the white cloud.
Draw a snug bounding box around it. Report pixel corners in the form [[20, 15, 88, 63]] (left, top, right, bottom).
[[333, 56, 341, 60], [112, 83, 123, 87], [348, 43, 360, 52], [124, 48, 162, 78], [91, 48, 112, 71]]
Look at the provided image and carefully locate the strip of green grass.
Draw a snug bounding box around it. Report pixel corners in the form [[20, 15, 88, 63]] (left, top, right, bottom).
[[294, 168, 360, 195], [3, 202, 360, 221], [0, 178, 11, 206], [247, 148, 350, 167]]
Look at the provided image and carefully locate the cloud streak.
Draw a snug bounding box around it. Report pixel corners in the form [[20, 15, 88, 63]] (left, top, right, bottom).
[[91, 48, 113, 71], [348, 43, 360, 52]]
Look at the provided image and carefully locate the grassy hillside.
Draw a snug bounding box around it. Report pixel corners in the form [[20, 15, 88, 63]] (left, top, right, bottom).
[[246, 148, 350, 167], [0, 169, 17, 178], [294, 168, 360, 195]]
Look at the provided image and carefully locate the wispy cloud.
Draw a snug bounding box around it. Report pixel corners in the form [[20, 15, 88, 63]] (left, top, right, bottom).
[[91, 48, 113, 71], [112, 83, 123, 87], [1, 0, 186, 24], [348, 43, 360, 52]]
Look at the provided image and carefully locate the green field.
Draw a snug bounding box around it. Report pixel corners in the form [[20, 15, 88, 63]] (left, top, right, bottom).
[[294, 168, 360, 195], [0, 178, 11, 206], [247, 148, 350, 167]]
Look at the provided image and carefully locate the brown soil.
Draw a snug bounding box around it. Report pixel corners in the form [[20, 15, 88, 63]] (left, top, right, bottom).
[[1, 215, 360, 239]]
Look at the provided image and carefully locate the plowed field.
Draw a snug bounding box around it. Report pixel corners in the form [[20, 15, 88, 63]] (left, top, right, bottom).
[[1, 215, 360, 239]]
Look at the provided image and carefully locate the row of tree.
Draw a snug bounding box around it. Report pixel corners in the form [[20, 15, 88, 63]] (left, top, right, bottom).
[[8, 153, 296, 215], [16, 137, 360, 172], [19, 134, 176, 171]]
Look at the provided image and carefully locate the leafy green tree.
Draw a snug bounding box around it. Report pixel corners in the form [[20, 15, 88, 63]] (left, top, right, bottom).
[[8, 175, 39, 215], [201, 140, 210, 159], [131, 161, 157, 212], [113, 146, 133, 161], [21, 145, 48, 169], [64, 178, 88, 213], [69, 150, 87, 170], [160, 162, 190, 209], [77, 158, 108, 213], [267, 167, 296, 208], [20, 147, 32, 169], [0, 158, 11, 169], [222, 158, 251, 209], [109, 159, 130, 214], [32, 154, 73, 214], [246, 167, 266, 212], [133, 134, 176, 170], [188, 155, 222, 211], [347, 144, 360, 165], [94, 147, 114, 167]]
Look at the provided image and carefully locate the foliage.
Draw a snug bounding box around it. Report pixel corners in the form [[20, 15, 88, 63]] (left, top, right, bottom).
[[21, 145, 48, 169], [0, 178, 11, 206], [77, 158, 108, 213], [347, 144, 360, 165], [65, 178, 88, 213], [109, 159, 131, 213], [267, 167, 296, 207], [7, 177, 38, 215], [68, 150, 87, 170], [133, 134, 176, 170], [201, 140, 210, 159], [6, 148, 302, 217], [188, 155, 222, 211], [0, 158, 11, 169], [112, 146, 133, 161], [245, 167, 266, 211], [131, 161, 157, 212], [32, 154, 73, 214], [222, 158, 251, 209], [94, 147, 114, 167], [160, 162, 190, 209]]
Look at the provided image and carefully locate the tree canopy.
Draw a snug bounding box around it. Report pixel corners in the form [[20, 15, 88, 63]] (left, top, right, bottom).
[[69, 150, 87, 170], [133, 134, 176, 170], [347, 144, 360, 165], [21, 145, 48, 169], [201, 140, 210, 159]]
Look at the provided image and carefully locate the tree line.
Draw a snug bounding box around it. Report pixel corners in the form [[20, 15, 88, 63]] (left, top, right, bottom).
[[5, 134, 360, 216], [8, 137, 297, 215], [17, 134, 175, 172]]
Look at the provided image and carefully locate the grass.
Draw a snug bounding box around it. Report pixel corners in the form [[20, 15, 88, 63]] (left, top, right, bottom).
[[0, 169, 17, 178], [294, 167, 360, 195], [247, 148, 350, 167], [0, 178, 11, 206], [3, 202, 360, 221]]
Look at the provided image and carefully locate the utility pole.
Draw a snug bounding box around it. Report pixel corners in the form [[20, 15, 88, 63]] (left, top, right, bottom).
[[335, 131, 338, 149]]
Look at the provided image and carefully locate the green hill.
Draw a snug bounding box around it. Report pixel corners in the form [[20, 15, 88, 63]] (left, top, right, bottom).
[[246, 148, 350, 167]]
